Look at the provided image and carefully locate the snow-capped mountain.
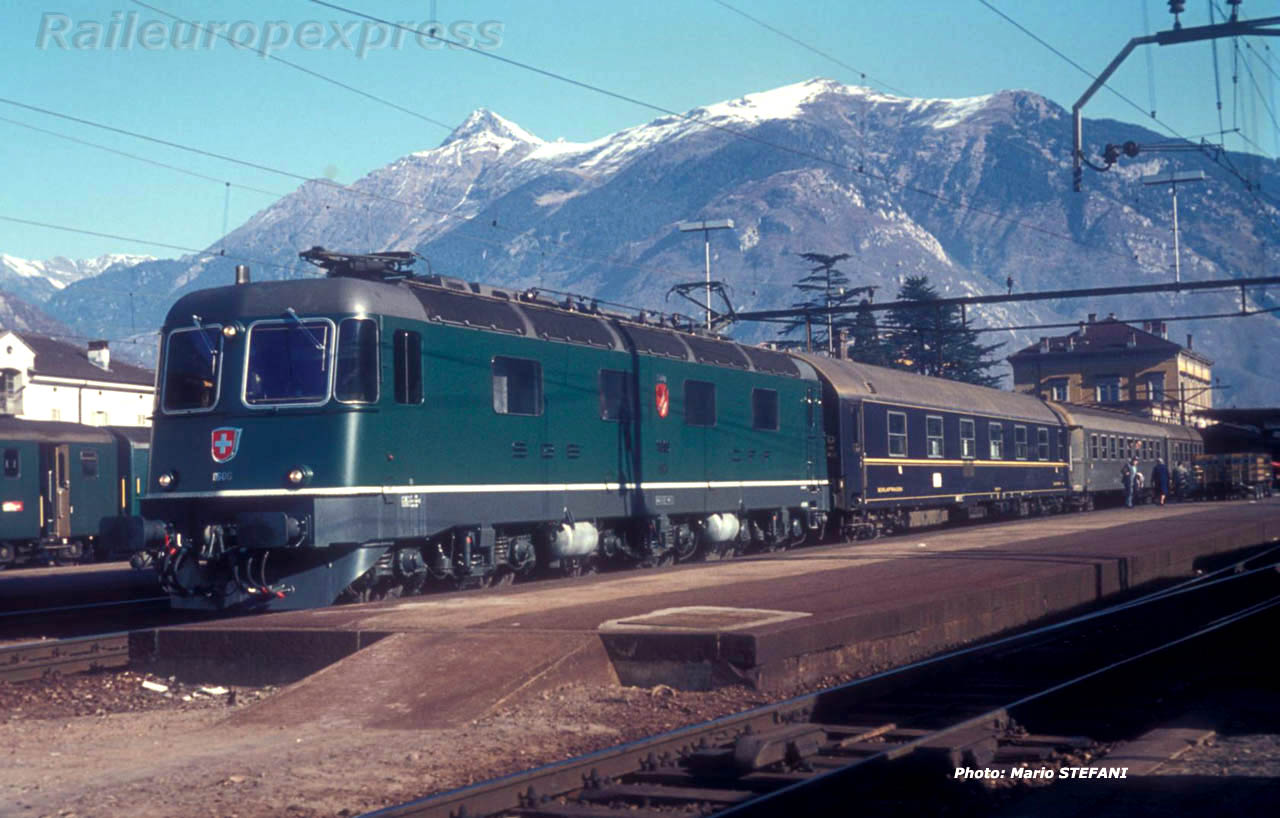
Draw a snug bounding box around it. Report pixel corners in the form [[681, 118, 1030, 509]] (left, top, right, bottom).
[[28, 78, 1280, 403], [0, 252, 154, 305]]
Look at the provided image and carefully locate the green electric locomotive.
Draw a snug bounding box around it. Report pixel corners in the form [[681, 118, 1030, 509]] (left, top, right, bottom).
[[114, 249, 828, 610]]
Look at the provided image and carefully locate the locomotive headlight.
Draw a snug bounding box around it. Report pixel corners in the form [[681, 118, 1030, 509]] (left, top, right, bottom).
[[286, 465, 313, 486], [157, 471, 176, 490]]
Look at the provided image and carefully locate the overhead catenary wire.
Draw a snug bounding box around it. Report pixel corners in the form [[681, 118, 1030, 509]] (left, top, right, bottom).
[[709, 0, 913, 97]]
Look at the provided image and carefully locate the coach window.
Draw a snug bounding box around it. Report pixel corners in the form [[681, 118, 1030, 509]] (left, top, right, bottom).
[[1014, 426, 1028, 460], [989, 422, 1004, 459], [1090, 434, 1098, 459], [752, 388, 779, 431], [887, 411, 907, 457], [492, 356, 542, 416], [1038, 428, 1050, 460], [925, 415, 944, 458], [684, 380, 716, 427], [2, 448, 18, 478], [959, 418, 976, 458], [335, 318, 379, 404], [80, 450, 98, 479], [393, 330, 423, 404], [599, 369, 630, 421], [1109, 436, 1118, 460]]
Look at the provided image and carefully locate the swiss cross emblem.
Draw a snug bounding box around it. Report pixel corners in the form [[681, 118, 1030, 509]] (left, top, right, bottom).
[[211, 427, 242, 464]]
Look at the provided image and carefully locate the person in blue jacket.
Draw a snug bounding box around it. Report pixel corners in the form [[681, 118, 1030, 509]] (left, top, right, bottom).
[[1151, 458, 1170, 506]]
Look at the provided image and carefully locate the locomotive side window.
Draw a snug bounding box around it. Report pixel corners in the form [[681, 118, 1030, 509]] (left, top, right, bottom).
[[599, 369, 630, 421], [245, 319, 332, 406], [1038, 428, 1050, 461], [393, 330, 423, 404], [162, 326, 222, 413], [925, 415, 943, 458], [989, 423, 1004, 459], [492, 357, 542, 416], [2, 448, 18, 478], [887, 411, 907, 457], [752, 389, 779, 431], [80, 450, 98, 478], [959, 418, 975, 458], [1014, 426, 1028, 460], [335, 319, 379, 404], [684, 380, 716, 427]]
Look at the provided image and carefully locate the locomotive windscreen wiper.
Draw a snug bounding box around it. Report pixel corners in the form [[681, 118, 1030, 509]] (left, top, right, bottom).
[[284, 307, 326, 352], [189, 314, 216, 358]]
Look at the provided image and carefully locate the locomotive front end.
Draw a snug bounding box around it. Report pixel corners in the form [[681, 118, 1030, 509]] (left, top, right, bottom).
[[114, 262, 411, 611]]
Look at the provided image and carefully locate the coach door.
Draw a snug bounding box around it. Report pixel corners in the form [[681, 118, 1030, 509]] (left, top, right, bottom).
[[42, 444, 71, 539], [805, 385, 821, 483]]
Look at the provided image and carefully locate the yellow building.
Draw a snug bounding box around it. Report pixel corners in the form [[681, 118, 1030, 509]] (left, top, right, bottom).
[[1008, 315, 1213, 426]]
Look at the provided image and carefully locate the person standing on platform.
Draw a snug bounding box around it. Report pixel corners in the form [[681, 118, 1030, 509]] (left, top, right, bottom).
[[1152, 457, 1170, 506], [1123, 457, 1143, 507]]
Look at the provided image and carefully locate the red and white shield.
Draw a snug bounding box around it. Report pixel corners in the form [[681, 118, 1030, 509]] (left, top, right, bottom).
[[655, 382, 670, 419], [211, 427, 242, 463]]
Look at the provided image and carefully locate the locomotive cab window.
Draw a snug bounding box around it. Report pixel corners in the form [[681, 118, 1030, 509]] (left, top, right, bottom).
[[1014, 426, 1028, 460], [1038, 428, 1050, 461], [752, 389, 779, 431], [684, 380, 716, 427], [2, 448, 18, 478], [80, 450, 98, 478], [959, 418, 976, 458], [393, 330, 423, 404], [599, 369, 631, 421], [492, 356, 542, 416], [887, 411, 907, 457], [925, 415, 943, 458], [162, 326, 222, 413], [335, 318, 378, 404], [989, 423, 1004, 459], [245, 318, 333, 406]]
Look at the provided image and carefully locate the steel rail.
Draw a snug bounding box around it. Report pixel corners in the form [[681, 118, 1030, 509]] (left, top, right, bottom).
[[0, 631, 130, 682]]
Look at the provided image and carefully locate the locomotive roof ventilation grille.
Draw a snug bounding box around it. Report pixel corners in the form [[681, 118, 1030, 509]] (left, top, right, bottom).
[[684, 335, 750, 369], [523, 304, 617, 349], [411, 286, 526, 335], [741, 345, 801, 377], [623, 324, 690, 359]]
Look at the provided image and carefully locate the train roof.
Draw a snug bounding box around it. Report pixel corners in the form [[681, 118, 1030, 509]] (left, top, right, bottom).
[[1045, 402, 1203, 440], [166, 276, 814, 378], [107, 425, 152, 446], [0, 416, 117, 444], [794, 354, 1061, 424]]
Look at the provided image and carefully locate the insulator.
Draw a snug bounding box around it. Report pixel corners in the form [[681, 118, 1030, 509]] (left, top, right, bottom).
[[1168, 1, 1185, 15]]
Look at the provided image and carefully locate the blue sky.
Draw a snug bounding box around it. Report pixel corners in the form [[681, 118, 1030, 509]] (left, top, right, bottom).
[[3, 0, 1280, 260]]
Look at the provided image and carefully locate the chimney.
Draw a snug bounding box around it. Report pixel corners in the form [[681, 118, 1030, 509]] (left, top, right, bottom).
[[1087, 313, 1096, 323], [1068, 335, 1076, 351], [235, 264, 251, 285], [1159, 321, 1168, 339], [1038, 337, 1049, 353], [1142, 321, 1153, 334], [87, 340, 110, 371], [1127, 331, 1137, 348], [1186, 333, 1193, 350]]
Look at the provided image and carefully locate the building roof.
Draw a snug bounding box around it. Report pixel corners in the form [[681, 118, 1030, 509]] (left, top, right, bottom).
[[1007, 317, 1212, 365], [4, 331, 154, 387]]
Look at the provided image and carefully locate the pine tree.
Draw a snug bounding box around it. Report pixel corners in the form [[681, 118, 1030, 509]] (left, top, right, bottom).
[[847, 298, 892, 367], [779, 252, 873, 353], [884, 276, 1004, 387]]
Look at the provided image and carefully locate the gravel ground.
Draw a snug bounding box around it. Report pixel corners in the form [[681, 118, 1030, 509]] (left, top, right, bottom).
[[4, 670, 1277, 817], [0, 668, 787, 818]]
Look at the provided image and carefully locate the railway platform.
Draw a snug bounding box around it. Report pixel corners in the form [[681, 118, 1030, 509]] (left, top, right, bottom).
[[129, 500, 1280, 729]]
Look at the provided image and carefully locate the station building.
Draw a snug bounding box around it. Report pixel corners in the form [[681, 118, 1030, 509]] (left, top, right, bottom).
[[1008, 314, 1213, 427], [0, 330, 155, 427]]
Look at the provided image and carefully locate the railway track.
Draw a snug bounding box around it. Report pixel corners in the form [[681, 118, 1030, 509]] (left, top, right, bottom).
[[0, 631, 130, 683], [366, 546, 1280, 818]]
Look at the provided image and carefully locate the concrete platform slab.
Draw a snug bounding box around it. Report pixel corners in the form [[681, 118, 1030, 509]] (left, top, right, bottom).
[[132, 501, 1280, 727]]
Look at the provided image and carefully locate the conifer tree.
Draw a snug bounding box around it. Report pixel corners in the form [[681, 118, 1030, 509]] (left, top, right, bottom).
[[884, 275, 1004, 387], [780, 252, 872, 352]]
